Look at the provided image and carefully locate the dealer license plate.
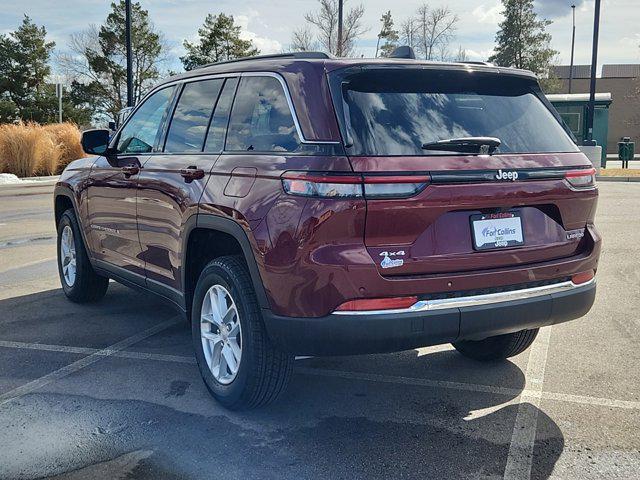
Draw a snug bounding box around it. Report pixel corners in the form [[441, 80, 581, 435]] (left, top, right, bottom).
[[470, 212, 525, 251]]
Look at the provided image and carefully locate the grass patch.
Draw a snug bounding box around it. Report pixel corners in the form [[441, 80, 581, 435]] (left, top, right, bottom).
[[0, 122, 84, 177]]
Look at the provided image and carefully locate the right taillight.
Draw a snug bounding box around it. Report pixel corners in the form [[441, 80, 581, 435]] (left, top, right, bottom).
[[281, 171, 430, 199], [565, 168, 596, 189]]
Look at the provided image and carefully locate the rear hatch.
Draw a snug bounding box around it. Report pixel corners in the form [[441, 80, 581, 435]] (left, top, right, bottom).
[[328, 65, 598, 277]]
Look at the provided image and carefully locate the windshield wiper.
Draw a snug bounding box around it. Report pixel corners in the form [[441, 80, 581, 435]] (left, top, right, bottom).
[[421, 137, 501, 155]]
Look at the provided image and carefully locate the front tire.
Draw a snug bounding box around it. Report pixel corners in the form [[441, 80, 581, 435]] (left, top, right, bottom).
[[192, 255, 294, 409], [452, 328, 539, 361], [57, 209, 108, 303]]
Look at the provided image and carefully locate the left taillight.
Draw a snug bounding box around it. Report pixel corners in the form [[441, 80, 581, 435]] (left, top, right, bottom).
[[565, 168, 596, 189], [281, 172, 363, 198], [281, 172, 430, 199]]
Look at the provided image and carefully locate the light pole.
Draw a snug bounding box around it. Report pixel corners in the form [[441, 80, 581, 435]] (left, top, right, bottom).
[[55, 83, 63, 123], [569, 5, 576, 94], [337, 0, 343, 57], [585, 0, 601, 144], [125, 0, 134, 107]]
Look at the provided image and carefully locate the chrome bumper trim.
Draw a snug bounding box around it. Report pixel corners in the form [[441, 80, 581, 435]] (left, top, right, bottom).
[[332, 278, 596, 316]]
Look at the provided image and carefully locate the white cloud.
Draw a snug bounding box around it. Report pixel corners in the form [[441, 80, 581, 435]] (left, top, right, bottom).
[[466, 48, 495, 62], [236, 11, 282, 54], [472, 2, 502, 25]]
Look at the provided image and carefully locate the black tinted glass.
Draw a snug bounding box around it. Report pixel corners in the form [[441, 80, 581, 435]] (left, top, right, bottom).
[[117, 87, 174, 154], [204, 77, 238, 153], [226, 76, 300, 152], [331, 69, 578, 156], [165, 79, 223, 152]]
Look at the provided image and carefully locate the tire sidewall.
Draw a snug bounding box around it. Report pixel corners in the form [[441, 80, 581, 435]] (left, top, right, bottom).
[[191, 263, 255, 406]]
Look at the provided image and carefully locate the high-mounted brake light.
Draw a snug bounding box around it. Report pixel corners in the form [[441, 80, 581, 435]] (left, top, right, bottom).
[[565, 168, 596, 189], [335, 296, 419, 312], [281, 172, 430, 199]]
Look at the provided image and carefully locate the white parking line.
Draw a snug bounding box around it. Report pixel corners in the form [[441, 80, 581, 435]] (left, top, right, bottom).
[[1, 337, 639, 411], [0, 257, 56, 276], [0, 316, 181, 406], [503, 327, 551, 480]]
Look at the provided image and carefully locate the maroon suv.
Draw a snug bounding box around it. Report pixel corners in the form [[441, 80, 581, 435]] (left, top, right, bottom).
[[55, 51, 600, 409]]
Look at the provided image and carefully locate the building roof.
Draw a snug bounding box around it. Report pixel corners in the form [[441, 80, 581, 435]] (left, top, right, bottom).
[[602, 64, 640, 78], [546, 93, 612, 103], [553, 64, 640, 79], [552, 65, 592, 79]]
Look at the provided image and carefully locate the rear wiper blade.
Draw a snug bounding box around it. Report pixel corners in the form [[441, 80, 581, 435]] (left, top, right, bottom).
[[421, 137, 501, 155]]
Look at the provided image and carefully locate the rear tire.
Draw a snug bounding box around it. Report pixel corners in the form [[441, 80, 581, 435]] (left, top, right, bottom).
[[452, 328, 539, 361], [57, 209, 108, 303], [191, 255, 294, 409]]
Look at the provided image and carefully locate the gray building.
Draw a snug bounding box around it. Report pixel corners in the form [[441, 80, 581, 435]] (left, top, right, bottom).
[[552, 64, 639, 154]]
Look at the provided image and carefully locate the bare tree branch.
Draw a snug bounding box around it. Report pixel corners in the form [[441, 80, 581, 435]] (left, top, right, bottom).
[[290, 27, 316, 52], [304, 0, 368, 56], [414, 4, 458, 60]]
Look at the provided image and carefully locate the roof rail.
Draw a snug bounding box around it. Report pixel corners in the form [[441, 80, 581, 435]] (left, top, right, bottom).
[[195, 52, 332, 70], [457, 61, 493, 66]]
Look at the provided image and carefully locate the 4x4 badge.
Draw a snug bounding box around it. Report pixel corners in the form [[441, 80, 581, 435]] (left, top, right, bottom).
[[379, 250, 405, 269]]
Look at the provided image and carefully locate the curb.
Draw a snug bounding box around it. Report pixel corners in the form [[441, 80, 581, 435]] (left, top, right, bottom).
[[596, 176, 640, 183]]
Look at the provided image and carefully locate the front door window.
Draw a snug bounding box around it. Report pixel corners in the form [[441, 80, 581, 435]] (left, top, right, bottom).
[[117, 87, 175, 154]]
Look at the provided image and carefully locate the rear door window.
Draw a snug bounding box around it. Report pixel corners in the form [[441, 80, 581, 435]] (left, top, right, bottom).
[[225, 76, 300, 152], [164, 79, 224, 153], [330, 68, 578, 156], [117, 86, 175, 154]]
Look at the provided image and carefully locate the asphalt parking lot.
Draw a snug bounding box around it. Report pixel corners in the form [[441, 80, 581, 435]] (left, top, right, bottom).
[[0, 181, 638, 480]]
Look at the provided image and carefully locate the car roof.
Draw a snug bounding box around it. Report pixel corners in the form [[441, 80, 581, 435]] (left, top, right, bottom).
[[151, 53, 538, 144], [159, 52, 537, 86]]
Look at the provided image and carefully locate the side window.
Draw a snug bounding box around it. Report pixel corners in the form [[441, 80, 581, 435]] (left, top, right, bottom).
[[117, 87, 175, 154], [225, 76, 300, 152], [204, 77, 239, 153], [165, 79, 223, 152]]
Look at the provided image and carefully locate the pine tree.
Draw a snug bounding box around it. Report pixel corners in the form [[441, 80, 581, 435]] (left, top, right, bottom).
[[376, 11, 399, 58], [488, 0, 558, 76], [0, 15, 55, 122], [181, 14, 259, 70], [61, 1, 166, 122]]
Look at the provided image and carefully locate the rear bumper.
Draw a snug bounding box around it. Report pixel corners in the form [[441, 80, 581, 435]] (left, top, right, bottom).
[[263, 279, 596, 356]]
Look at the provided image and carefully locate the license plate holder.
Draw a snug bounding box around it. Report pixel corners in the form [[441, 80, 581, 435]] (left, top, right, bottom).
[[470, 211, 525, 251]]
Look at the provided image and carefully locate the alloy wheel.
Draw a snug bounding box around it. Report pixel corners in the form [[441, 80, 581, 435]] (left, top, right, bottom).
[[200, 284, 242, 384], [60, 225, 77, 287]]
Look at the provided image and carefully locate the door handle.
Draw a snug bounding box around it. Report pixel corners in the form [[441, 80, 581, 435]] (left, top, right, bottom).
[[180, 166, 205, 183], [121, 165, 140, 176]]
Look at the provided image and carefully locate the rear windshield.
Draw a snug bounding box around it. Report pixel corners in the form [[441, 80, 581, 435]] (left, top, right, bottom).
[[329, 68, 578, 156]]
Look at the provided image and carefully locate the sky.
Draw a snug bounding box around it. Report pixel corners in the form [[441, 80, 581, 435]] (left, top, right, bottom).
[[1, 0, 639, 75]]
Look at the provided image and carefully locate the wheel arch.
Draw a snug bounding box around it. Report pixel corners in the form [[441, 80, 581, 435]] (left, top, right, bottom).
[[182, 214, 270, 316], [54, 186, 94, 261], [54, 187, 76, 226]]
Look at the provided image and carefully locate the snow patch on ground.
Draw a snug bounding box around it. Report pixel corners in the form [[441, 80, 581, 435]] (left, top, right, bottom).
[[0, 174, 59, 185], [0, 174, 22, 185]]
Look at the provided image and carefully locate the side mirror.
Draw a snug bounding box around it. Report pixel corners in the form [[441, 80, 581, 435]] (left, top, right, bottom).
[[81, 129, 111, 156]]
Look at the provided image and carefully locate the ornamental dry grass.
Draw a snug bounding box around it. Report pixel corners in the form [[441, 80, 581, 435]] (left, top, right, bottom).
[[42, 123, 85, 173], [0, 122, 84, 178]]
